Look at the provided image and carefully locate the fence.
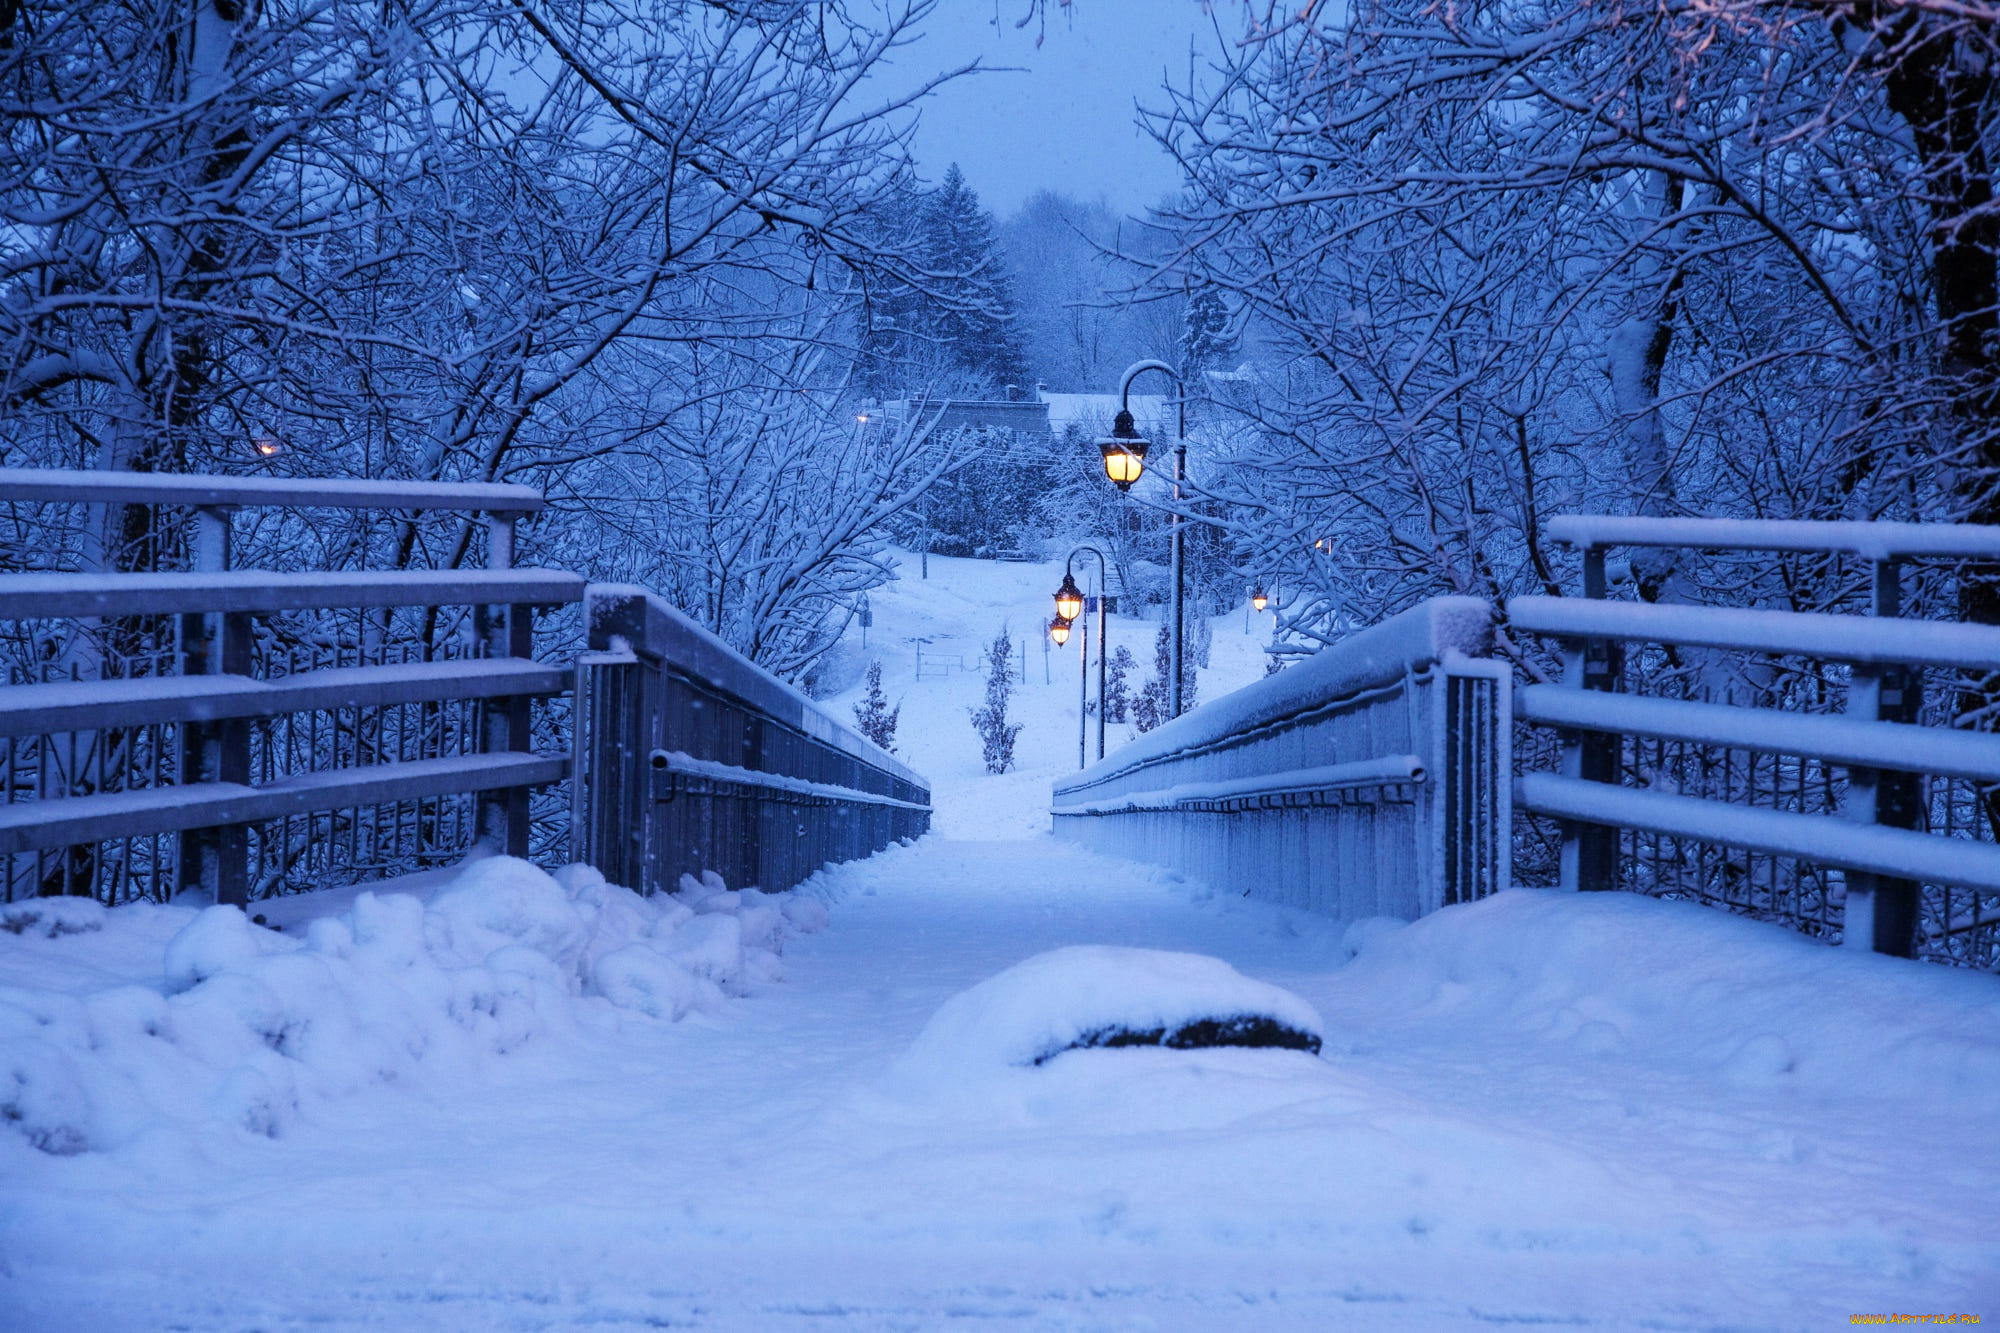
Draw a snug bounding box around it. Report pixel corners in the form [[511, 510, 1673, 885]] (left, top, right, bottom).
[[1510, 515, 2000, 966], [0, 469, 580, 905], [1051, 597, 1509, 918], [573, 585, 929, 896]]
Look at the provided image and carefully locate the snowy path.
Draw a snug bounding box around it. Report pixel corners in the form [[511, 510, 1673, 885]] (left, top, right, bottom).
[[5, 833, 1997, 1329]]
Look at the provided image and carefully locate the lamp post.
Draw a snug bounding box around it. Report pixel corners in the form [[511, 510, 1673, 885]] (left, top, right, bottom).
[[1053, 545, 1112, 765], [1093, 360, 1188, 720]]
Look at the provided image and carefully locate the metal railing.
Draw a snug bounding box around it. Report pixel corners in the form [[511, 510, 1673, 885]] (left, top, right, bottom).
[[1510, 515, 2000, 966], [573, 585, 929, 896], [0, 469, 580, 904], [1051, 597, 1510, 918]]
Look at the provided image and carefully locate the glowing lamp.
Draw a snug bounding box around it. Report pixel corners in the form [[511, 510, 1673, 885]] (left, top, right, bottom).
[[1252, 588, 1268, 612], [1053, 572, 1085, 622], [1095, 409, 1150, 491], [1049, 616, 1072, 647]]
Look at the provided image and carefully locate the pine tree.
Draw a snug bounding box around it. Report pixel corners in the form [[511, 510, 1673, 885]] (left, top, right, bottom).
[[1104, 645, 1135, 724], [1178, 286, 1234, 383], [920, 165, 1029, 390], [968, 627, 1024, 774], [852, 661, 899, 753], [1132, 623, 1197, 734]]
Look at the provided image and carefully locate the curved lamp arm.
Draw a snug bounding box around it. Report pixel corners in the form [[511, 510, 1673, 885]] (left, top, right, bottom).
[[1118, 359, 1180, 415]]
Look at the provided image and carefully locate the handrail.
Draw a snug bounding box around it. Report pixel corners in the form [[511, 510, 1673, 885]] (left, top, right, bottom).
[[1546, 514, 2000, 561], [0, 467, 545, 513], [0, 660, 567, 739], [1518, 773, 2000, 896], [0, 569, 585, 619], [1507, 595, 2000, 670], [1516, 685, 2000, 783]]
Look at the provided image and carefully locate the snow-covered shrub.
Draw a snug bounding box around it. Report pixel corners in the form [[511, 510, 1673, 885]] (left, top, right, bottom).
[[1104, 645, 1134, 723], [885, 946, 1324, 1098], [967, 628, 1024, 774], [1132, 625, 1196, 733], [852, 660, 900, 753]]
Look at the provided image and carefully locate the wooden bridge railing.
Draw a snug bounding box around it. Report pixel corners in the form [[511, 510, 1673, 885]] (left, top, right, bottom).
[[0, 468, 580, 905], [1050, 597, 1510, 918], [574, 585, 929, 896], [1511, 515, 2000, 966]]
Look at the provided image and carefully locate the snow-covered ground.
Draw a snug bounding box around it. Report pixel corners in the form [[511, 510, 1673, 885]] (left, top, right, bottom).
[[816, 549, 1273, 837], [2, 555, 1996, 1329]]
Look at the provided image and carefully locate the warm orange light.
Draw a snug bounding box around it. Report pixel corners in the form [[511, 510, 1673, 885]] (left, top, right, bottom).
[[1049, 616, 1072, 647], [1252, 589, 1268, 612], [253, 436, 283, 457], [1096, 409, 1151, 492], [1053, 572, 1084, 622]]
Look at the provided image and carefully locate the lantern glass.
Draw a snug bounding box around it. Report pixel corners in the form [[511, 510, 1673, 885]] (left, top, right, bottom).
[[1049, 616, 1072, 647], [1054, 572, 1084, 622], [1101, 445, 1145, 487], [1252, 588, 1268, 612]]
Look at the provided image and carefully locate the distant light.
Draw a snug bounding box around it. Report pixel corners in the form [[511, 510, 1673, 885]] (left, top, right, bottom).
[[1252, 587, 1268, 612], [856, 413, 870, 423], [253, 435, 283, 457]]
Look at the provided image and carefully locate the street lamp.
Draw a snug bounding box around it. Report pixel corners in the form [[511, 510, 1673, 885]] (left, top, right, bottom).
[[1053, 544, 1112, 766], [1048, 616, 1072, 647], [1099, 359, 1189, 720], [1096, 410, 1150, 491], [1252, 587, 1268, 612], [1053, 572, 1085, 623]]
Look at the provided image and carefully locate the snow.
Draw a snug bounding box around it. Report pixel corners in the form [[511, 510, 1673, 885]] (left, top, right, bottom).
[[1545, 512, 2000, 562], [3, 839, 1997, 1326], [0, 856, 796, 1158], [2, 554, 1996, 1327], [813, 548, 1276, 838], [883, 945, 1323, 1097]]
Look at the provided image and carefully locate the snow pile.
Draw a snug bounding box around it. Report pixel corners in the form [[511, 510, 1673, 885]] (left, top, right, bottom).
[[1329, 888, 2000, 1099], [0, 858, 825, 1156], [886, 945, 1323, 1098]]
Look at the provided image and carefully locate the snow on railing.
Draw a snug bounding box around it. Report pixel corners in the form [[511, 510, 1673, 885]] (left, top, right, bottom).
[[1515, 516, 2000, 966], [0, 471, 578, 906], [573, 586, 929, 897], [1050, 597, 1509, 920]]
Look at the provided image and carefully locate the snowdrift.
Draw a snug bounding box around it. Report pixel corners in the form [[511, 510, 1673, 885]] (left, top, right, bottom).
[[0, 858, 824, 1156], [1329, 888, 2000, 1101]]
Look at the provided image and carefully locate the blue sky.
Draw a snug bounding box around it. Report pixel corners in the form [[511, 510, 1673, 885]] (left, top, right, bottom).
[[888, 1, 1224, 218]]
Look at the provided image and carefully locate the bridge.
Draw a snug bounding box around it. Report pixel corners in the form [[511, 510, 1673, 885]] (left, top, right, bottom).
[[5, 467, 1996, 970], [4, 467, 1998, 1325]]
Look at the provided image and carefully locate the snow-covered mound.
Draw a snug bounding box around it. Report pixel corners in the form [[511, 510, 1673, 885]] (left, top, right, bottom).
[[0, 858, 825, 1156], [887, 945, 1323, 1095], [1329, 888, 2000, 1099]]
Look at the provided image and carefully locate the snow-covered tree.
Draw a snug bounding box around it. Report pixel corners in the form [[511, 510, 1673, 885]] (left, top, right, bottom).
[[968, 628, 1024, 774], [852, 662, 900, 753]]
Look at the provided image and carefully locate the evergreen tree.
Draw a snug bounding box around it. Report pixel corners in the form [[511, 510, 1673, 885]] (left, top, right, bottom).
[[920, 165, 1029, 390], [852, 661, 900, 753], [1104, 645, 1135, 724], [1178, 286, 1235, 383], [1132, 623, 1198, 734], [968, 627, 1024, 773], [857, 165, 1029, 396]]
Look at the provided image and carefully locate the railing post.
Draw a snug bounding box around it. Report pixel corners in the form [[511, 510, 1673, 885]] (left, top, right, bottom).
[[1843, 559, 1922, 955], [476, 511, 531, 856], [1560, 546, 1622, 891], [176, 505, 250, 906]]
